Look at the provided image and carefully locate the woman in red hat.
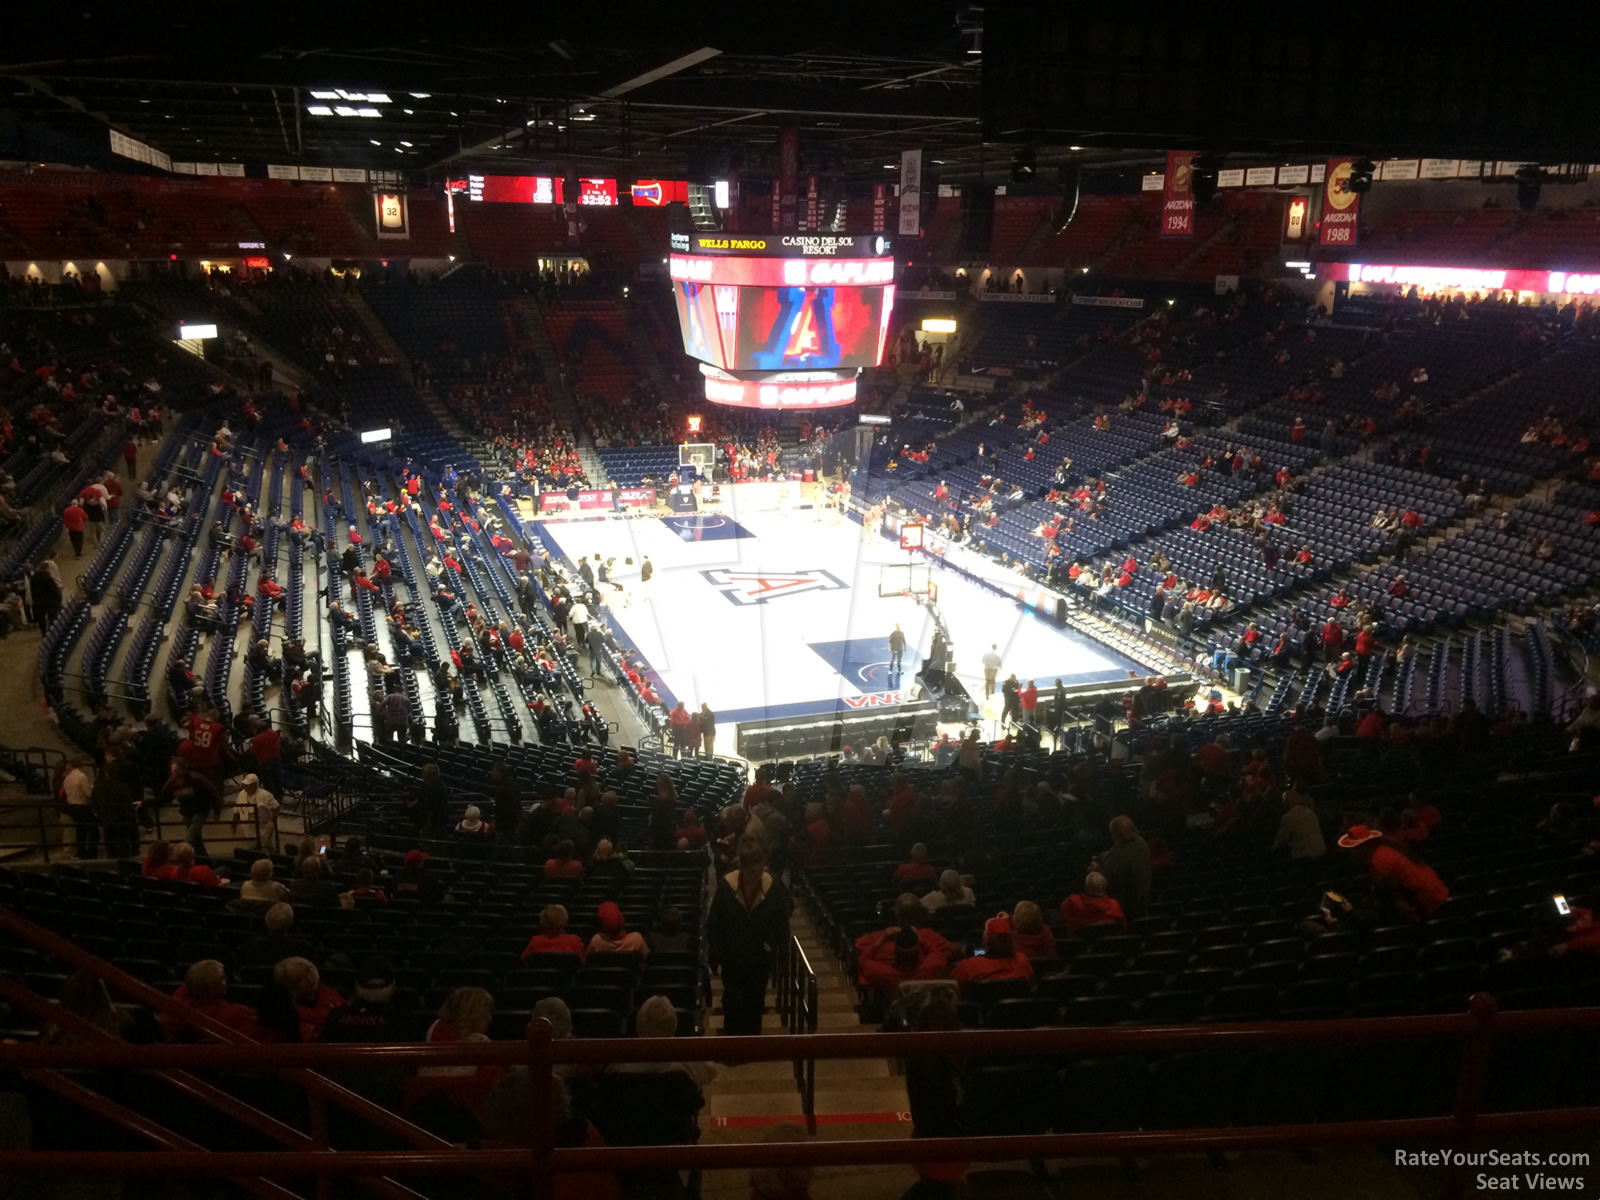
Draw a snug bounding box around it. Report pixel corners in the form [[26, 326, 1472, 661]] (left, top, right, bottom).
[[1337, 824, 1449, 921], [588, 902, 648, 960]]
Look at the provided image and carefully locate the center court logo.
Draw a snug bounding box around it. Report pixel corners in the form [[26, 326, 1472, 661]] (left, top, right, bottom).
[[700, 567, 848, 606]]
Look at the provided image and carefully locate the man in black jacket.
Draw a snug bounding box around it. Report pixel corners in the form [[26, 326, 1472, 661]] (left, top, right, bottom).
[[410, 763, 448, 832], [707, 845, 793, 1036], [490, 761, 523, 839]]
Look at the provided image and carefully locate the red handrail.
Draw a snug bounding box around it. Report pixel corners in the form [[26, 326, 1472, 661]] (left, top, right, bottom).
[[0, 976, 425, 1200], [0, 906, 453, 1153], [5, 908, 1599, 1200]]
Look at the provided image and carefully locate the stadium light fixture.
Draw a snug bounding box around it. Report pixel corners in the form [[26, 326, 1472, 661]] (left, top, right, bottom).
[[310, 89, 391, 104], [283, 253, 292, 261], [307, 106, 334, 116]]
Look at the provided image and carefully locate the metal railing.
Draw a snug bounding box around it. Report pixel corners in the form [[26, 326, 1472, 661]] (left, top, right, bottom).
[[0, 991, 1596, 1200], [0, 790, 288, 864], [771, 932, 820, 1131]]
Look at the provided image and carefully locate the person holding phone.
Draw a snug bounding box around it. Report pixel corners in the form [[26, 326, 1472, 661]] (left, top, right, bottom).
[[1550, 895, 1600, 958], [951, 914, 1034, 994]]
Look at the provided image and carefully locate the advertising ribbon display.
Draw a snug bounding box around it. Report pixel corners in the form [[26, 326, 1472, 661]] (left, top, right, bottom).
[[1320, 157, 1361, 247], [1161, 151, 1195, 238]]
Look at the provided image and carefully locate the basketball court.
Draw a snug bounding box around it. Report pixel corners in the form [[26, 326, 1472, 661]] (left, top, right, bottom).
[[531, 502, 1148, 738]]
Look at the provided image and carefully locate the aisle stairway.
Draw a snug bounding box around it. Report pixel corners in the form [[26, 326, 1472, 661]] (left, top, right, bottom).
[[524, 301, 607, 483], [700, 898, 919, 1200]]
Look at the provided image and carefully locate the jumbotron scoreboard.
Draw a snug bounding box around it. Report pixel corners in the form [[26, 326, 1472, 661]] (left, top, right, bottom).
[[668, 231, 896, 409]]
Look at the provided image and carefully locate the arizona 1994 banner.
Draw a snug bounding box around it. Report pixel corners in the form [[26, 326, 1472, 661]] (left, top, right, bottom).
[[1162, 151, 1195, 238]]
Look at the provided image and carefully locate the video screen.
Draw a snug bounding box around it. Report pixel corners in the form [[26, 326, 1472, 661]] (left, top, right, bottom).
[[673, 283, 893, 371]]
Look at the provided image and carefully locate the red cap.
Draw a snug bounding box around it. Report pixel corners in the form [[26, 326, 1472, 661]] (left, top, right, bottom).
[[598, 901, 624, 930], [984, 913, 1012, 940], [404, 849, 429, 867]]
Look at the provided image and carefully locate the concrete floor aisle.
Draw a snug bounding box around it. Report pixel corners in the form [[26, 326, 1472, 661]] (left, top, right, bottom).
[[699, 898, 919, 1200]]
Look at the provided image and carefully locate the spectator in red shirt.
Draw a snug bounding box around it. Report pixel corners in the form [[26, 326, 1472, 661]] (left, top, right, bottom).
[[1019, 680, 1039, 723], [158, 841, 226, 886], [522, 904, 587, 961], [668, 701, 693, 757], [839, 785, 874, 838], [1321, 618, 1345, 662], [62, 500, 87, 558], [161, 959, 255, 1040], [1337, 825, 1449, 921], [274, 957, 346, 1041], [1551, 903, 1600, 959], [543, 840, 584, 880], [676, 807, 708, 849], [887, 774, 919, 835], [1010, 901, 1057, 960], [1389, 574, 1409, 598], [855, 894, 951, 1000], [1355, 626, 1379, 658], [951, 914, 1035, 994], [892, 843, 938, 887], [1060, 872, 1128, 935]]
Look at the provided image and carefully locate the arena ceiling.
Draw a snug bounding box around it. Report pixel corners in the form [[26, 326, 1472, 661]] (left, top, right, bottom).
[[0, 1, 1132, 186]]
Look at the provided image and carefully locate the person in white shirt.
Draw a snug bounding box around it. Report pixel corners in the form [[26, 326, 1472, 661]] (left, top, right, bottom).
[[61, 757, 97, 860], [1313, 717, 1341, 743], [921, 870, 975, 912], [567, 599, 590, 647], [232, 773, 280, 850], [1272, 790, 1326, 859], [981, 644, 1002, 698]]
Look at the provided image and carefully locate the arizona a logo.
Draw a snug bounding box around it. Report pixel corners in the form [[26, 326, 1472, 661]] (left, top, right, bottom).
[[701, 567, 848, 606]]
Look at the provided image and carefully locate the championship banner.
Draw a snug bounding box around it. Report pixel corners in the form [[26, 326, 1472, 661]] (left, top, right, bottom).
[[872, 183, 887, 233], [1162, 151, 1195, 238], [778, 127, 800, 231], [771, 179, 781, 231], [898, 149, 923, 236], [1320, 157, 1361, 247], [806, 175, 819, 231]]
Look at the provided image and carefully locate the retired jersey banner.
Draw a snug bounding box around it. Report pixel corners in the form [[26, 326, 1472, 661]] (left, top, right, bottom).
[[1321, 157, 1361, 247], [778, 127, 800, 231], [1162, 151, 1195, 238], [872, 183, 887, 233]]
